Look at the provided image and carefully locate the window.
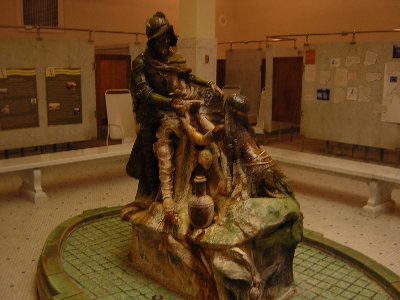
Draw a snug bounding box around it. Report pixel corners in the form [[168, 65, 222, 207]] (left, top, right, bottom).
[[22, 0, 59, 27]]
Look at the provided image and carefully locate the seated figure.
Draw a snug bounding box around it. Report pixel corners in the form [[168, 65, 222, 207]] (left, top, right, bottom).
[[180, 94, 294, 200]]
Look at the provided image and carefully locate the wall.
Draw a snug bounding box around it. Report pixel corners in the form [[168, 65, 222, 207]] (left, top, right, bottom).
[[1, 1, 399, 53], [0, 38, 96, 150], [215, 0, 400, 58], [0, 0, 179, 46]]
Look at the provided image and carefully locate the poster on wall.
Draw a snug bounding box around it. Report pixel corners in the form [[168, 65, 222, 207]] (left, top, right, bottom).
[[317, 88, 330, 101], [0, 68, 39, 130], [305, 49, 316, 64], [381, 62, 400, 123], [46, 68, 82, 125]]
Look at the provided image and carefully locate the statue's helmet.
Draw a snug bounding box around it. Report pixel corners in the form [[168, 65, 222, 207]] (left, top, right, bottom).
[[146, 12, 178, 47]]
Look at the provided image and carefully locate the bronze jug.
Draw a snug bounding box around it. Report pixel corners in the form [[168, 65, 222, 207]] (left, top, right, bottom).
[[189, 175, 214, 228]]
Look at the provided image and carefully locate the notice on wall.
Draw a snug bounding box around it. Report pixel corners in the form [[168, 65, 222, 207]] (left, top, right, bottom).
[[366, 72, 382, 82], [317, 88, 330, 101], [364, 50, 378, 66], [333, 87, 345, 103], [348, 72, 357, 81], [345, 56, 361, 67], [346, 87, 358, 101], [334, 68, 348, 86], [0, 68, 39, 130], [330, 58, 341, 68], [46, 68, 82, 125], [381, 62, 400, 123], [303, 86, 314, 102], [358, 86, 372, 102], [305, 49, 316, 64], [304, 65, 316, 82], [319, 70, 331, 85]]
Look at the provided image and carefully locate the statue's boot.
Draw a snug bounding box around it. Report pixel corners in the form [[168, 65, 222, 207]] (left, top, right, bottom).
[[153, 139, 175, 213], [120, 147, 159, 222]]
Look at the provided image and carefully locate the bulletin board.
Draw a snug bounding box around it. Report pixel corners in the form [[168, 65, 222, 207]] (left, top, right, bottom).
[[300, 42, 400, 150], [46, 67, 82, 125], [0, 68, 39, 130]]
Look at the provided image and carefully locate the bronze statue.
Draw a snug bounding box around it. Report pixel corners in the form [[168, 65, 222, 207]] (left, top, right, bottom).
[[122, 12, 303, 300], [124, 12, 223, 222]]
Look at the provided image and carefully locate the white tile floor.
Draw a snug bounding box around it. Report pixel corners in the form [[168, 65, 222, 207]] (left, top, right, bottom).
[[0, 149, 399, 299]]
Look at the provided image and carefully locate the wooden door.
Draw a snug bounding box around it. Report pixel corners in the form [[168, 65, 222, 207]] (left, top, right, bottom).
[[225, 49, 263, 125], [272, 57, 303, 124], [95, 54, 131, 128]]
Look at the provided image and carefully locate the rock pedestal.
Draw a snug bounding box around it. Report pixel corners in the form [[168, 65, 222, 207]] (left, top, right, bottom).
[[127, 196, 303, 299]]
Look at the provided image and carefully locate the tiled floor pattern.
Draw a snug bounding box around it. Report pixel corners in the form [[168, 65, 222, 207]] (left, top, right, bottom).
[[293, 246, 392, 300], [63, 217, 182, 300], [61, 216, 393, 299]]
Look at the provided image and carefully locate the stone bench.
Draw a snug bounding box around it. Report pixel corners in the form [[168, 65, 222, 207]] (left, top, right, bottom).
[[0, 143, 133, 203], [263, 146, 400, 217]]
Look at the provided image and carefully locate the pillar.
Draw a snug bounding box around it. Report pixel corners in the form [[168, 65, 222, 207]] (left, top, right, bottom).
[[178, 0, 216, 82]]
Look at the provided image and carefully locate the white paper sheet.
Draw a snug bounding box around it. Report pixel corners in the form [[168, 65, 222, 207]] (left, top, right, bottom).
[[334, 68, 348, 86], [364, 50, 378, 66], [319, 70, 331, 85], [348, 72, 357, 81], [330, 58, 341, 68], [303, 86, 314, 101], [366, 72, 382, 82], [304, 65, 316, 82], [345, 56, 361, 66], [333, 88, 345, 103], [346, 87, 358, 101]]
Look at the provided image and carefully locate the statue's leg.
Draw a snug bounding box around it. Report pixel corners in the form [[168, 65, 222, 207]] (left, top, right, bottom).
[[141, 127, 160, 190], [153, 137, 175, 213], [137, 124, 160, 206]]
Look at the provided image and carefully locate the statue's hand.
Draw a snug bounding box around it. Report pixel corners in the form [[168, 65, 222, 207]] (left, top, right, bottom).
[[209, 81, 224, 97], [188, 99, 204, 113], [171, 98, 186, 116]]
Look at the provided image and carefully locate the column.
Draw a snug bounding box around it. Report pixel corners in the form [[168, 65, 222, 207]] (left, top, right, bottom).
[[178, 0, 217, 82]]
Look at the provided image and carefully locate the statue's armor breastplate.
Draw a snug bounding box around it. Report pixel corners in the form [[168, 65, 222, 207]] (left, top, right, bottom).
[[145, 64, 196, 99]]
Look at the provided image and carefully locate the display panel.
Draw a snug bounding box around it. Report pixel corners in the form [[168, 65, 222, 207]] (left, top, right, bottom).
[[0, 68, 39, 130], [46, 67, 82, 125]]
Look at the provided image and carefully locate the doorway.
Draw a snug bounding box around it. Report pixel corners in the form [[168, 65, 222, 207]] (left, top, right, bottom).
[[95, 54, 131, 137], [272, 57, 303, 125]]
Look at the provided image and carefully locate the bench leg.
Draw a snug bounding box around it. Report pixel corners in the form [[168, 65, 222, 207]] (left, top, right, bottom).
[[362, 180, 394, 217], [19, 169, 48, 203]]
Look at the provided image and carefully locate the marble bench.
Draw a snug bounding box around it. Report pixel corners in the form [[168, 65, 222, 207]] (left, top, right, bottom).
[[0, 143, 133, 203], [264, 146, 400, 217]]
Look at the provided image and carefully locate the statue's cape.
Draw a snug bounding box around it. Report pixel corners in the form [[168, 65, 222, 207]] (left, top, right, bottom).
[[126, 135, 144, 179], [143, 48, 192, 75]]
